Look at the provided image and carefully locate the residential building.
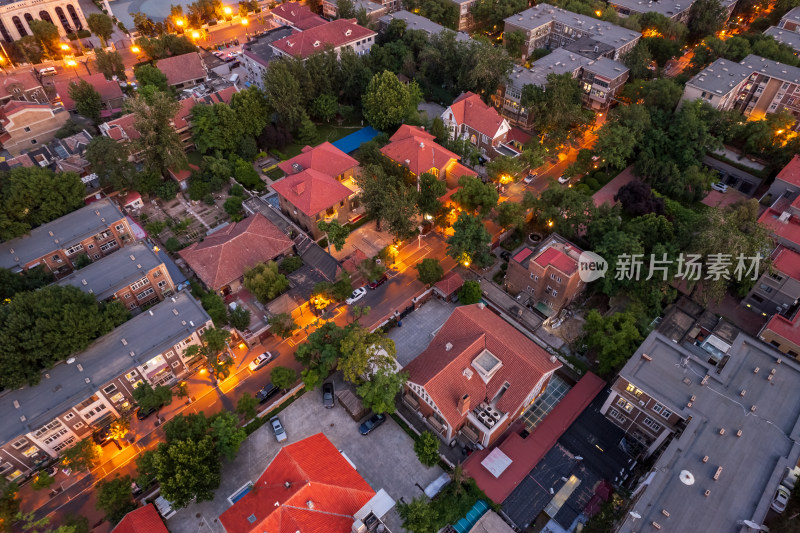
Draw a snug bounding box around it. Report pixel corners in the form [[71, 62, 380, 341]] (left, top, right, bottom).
[[759, 311, 800, 356], [764, 26, 800, 54], [603, 326, 800, 533], [271, 18, 376, 59], [0, 100, 69, 156], [505, 234, 585, 317], [272, 143, 360, 239], [743, 245, 800, 318], [0, 198, 132, 275], [0, 292, 212, 479], [380, 124, 476, 187], [680, 55, 800, 127], [179, 213, 294, 294], [271, 1, 327, 30], [322, 0, 389, 20], [759, 196, 800, 253], [0, 129, 93, 176], [450, 0, 477, 31], [57, 242, 175, 310], [0, 0, 87, 41], [220, 433, 394, 533], [0, 71, 46, 105], [241, 26, 295, 90], [112, 504, 169, 533], [402, 303, 562, 448], [441, 92, 512, 159], [765, 154, 800, 203], [155, 52, 207, 89], [53, 73, 124, 119], [608, 0, 736, 22], [433, 271, 464, 301], [378, 10, 472, 42], [503, 5, 641, 61], [779, 5, 800, 30]]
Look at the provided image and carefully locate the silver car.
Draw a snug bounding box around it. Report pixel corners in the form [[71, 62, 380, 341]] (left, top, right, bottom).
[[270, 415, 287, 442]]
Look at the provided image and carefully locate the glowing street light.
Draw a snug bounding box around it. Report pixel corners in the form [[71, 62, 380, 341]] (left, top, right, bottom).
[[175, 18, 185, 27], [224, 6, 232, 15], [130, 45, 140, 54], [60, 43, 71, 52], [191, 30, 201, 40], [65, 59, 77, 67]]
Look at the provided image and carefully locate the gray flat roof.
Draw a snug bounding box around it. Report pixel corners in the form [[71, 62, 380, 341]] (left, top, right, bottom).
[[584, 56, 629, 80], [242, 26, 295, 66], [741, 53, 800, 84], [609, 0, 736, 16], [0, 198, 126, 271], [56, 242, 164, 301], [0, 292, 211, 444], [780, 6, 800, 26], [686, 57, 752, 95], [616, 331, 800, 532], [379, 10, 472, 41], [765, 26, 800, 52], [505, 5, 641, 51], [506, 64, 542, 90], [328, 0, 386, 13], [528, 48, 592, 85]]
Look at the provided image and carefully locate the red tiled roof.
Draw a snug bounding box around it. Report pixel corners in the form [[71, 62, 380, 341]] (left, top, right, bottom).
[[512, 248, 533, 264], [122, 191, 142, 205], [506, 127, 531, 145], [278, 142, 358, 178], [447, 92, 508, 139], [272, 1, 327, 29], [172, 97, 197, 129], [168, 164, 199, 182], [775, 154, 800, 188], [772, 245, 800, 280], [156, 52, 206, 86], [445, 161, 477, 181], [759, 208, 800, 249], [764, 312, 800, 347], [463, 373, 605, 503], [112, 504, 168, 533], [404, 304, 561, 429], [341, 249, 368, 274], [179, 213, 293, 290], [381, 125, 459, 176], [434, 271, 464, 296], [0, 71, 42, 99], [219, 433, 375, 533], [0, 100, 52, 124], [54, 73, 123, 111], [271, 168, 354, 217], [272, 19, 375, 59], [439, 186, 461, 204], [533, 247, 578, 275], [104, 113, 139, 140]]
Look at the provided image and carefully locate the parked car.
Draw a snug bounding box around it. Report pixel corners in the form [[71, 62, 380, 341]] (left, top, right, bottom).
[[368, 274, 389, 290], [772, 485, 791, 513], [135, 405, 157, 420], [322, 382, 335, 408], [346, 287, 367, 304], [359, 413, 386, 435], [256, 382, 279, 404], [500, 250, 511, 262], [557, 175, 570, 184], [248, 351, 276, 371], [270, 415, 288, 442], [39, 67, 57, 77], [45, 465, 59, 477], [523, 172, 537, 184], [711, 182, 728, 193]]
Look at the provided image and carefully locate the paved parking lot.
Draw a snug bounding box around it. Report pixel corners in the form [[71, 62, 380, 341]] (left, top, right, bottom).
[[390, 299, 458, 367], [168, 383, 444, 533]]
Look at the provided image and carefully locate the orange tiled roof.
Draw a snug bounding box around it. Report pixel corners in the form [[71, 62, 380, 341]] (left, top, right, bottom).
[[0, 71, 42, 99], [278, 142, 358, 177], [447, 92, 507, 139], [272, 1, 328, 29], [112, 504, 168, 533], [404, 304, 561, 429], [54, 73, 123, 111], [533, 246, 579, 275], [776, 154, 800, 188], [272, 168, 354, 217], [179, 213, 293, 290], [156, 52, 206, 86], [271, 19, 375, 59], [218, 433, 375, 533], [0, 100, 52, 125], [434, 271, 464, 296], [380, 125, 459, 176]]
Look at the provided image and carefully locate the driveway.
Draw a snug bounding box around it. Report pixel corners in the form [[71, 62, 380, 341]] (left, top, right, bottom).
[[389, 299, 457, 367], [168, 384, 444, 533], [332, 220, 394, 261]]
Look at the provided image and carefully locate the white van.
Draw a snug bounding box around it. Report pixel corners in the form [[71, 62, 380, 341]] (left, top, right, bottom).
[[229, 73, 240, 85], [39, 67, 57, 77]]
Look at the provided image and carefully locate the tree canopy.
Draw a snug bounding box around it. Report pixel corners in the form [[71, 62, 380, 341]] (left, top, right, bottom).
[[243, 262, 289, 303]]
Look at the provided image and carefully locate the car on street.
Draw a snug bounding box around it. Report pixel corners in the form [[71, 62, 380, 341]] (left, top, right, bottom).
[[523, 172, 537, 184], [256, 382, 279, 404], [711, 182, 728, 193], [135, 405, 157, 420], [346, 287, 367, 305], [270, 415, 288, 442], [772, 485, 791, 513], [500, 250, 511, 262], [39, 67, 57, 77], [359, 413, 386, 435], [557, 175, 570, 184], [248, 351, 276, 371], [322, 382, 335, 408], [368, 274, 389, 290]]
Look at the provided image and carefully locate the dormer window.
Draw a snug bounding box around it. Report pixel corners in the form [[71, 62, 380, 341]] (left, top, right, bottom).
[[345, 29, 352, 36], [472, 349, 502, 383], [313, 40, 320, 47]]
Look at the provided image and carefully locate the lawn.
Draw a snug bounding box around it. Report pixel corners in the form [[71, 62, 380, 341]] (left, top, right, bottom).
[[280, 124, 363, 159]]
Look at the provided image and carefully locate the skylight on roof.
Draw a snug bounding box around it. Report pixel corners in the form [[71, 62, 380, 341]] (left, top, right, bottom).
[[472, 349, 502, 382]]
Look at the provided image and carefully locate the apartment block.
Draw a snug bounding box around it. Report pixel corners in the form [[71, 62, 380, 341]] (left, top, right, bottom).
[[0, 293, 212, 480], [378, 10, 472, 42], [0, 71, 47, 106], [743, 246, 800, 317], [270, 18, 376, 59], [450, 0, 477, 31], [322, 0, 389, 20], [608, 0, 736, 22], [0, 100, 69, 156], [57, 242, 176, 310], [779, 6, 800, 31], [242, 26, 295, 90], [0, 198, 132, 276]]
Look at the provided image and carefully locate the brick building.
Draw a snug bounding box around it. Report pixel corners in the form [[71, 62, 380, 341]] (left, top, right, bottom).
[[0, 100, 69, 156], [271, 18, 376, 59], [441, 92, 512, 159]]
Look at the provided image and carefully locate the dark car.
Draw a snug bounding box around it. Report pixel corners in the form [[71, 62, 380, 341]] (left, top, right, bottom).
[[500, 250, 511, 262], [367, 274, 388, 290], [256, 382, 279, 404], [322, 382, 335, 408], [136, 406, 157, 420], [359, 413, 386, 435]]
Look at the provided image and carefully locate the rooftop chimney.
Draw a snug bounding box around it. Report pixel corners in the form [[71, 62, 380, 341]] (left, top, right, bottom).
[[306, 500, 314, 509], [457, 394, 470, 416], [445, 342, 453, 351]]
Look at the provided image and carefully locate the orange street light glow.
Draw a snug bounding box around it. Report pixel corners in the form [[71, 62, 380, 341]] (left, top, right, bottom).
[[130, 45, 140, 53], [238, 342, 246, 349], [241, 18, 249, 26], [60, 43, 70, 51], [547, 220, 554, 227], [191, 30, 200, 39], [175, 18, 185, 27], [595, 10, 602, 16], [200, 368, 208, 375], [65, 59, 77, 67], [224, 6, 232, 15]]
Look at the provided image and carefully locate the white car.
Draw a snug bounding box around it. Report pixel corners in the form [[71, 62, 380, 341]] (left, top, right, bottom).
[[557, 175, 570, 184], [711, 182, 728, 193], [346, 287, 367, 305], [772, 485, 791, 513], [523, 172, 537, 184], [270, 416, 287, 442], [248, 351, 276, 372]]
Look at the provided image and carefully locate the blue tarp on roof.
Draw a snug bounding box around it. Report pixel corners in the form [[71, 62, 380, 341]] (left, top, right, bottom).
[[331, 126, 381, 154], [452, 500, 490, 533]]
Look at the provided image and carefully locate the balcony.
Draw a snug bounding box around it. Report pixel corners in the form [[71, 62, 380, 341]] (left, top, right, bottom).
[[426, 415, 447, 436], [340, 175, 361, 194]]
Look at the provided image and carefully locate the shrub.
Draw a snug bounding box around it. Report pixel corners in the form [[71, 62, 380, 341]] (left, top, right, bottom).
[[413, 431, 441, 467], [279, 255, 303, 274], [164, 237, 181, 252], [458, 280, 481, 305]]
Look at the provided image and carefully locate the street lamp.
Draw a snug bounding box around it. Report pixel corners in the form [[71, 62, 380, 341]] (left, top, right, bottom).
[[65, 58, 78, 78], [60, 43, 71, 52], [224, 6, 233, 22], [130, 45, 140, 54], [175, 18, 185, 34], [191, 30, 200, 40]]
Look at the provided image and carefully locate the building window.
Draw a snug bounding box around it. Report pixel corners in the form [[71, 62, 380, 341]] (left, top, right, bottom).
[[625, 384, 644, 397], [125, 370, 138, 382], [64, 412, 75, 421], [92, 253, 100, 259], [171, 361, 180, 368], [652, 403, 664, 414], [154, 270, 161, 278], [642, 417, 662, 432], [21, 446, 40, 458], [130, 277, 150, 291], [11, 438, 28, 450], [23, 126, 30, 132], [659, 408, 672, 419], [65, 244, 83, 256], [608, 408, 626, 423], [73, 422, 85, 430], [534, 275, 539, 281], [123, 293, 131, 299], [616, 397, 633, 413], [158, 279, 168, 289], [103, 384, 117, 395], [552, 289, 558, 297], [100, 240, 119, 252], [87, 244, 94, 249], [115, 224, 125, 231], [30, 139, 37, 145]]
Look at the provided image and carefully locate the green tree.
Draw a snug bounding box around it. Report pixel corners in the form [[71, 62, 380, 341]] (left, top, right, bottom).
[[263, 60, 306, 129], [310, 93, 338, 123], [271, 366, 298, 389], [236, 393, 258, 420], [199, 291, 228, 326], [30, 472, 55, 491], [95, 475, 136, 525], [133, 64, 169, 92], [209, 411, 246, 461], [295, 322, 346, 387], [458, 280, 482, 304], [363, 70, 412, 131], [416, 258, 444, 285], [61, 439, 100, 472], [191, 103, 244, 154], [68, 80, 102, 122], [244, 261, 289, 303], [85, 136, 133, 191], [296, 113, 319, 145], [339, 326, 397, 383], [529, 186, 596, 241], [417, 172, 446, 218], [485, 155, 523, 183], [414, 431, 441, 467], [223, 196, 244, 221], [504, 29, 527, 59], [128, 92, 187, 177], [337, 0, 356, 18], [152, 436, 221, 508], [0, 480, 19, 530], [28, 20, 60, 59], [87, 13, 114, 46], [622, 41, 654, 80], [95, 48, 126, 81], [584, 310, 643, 376], [495, 201, 526, 230], [397, 497, 438, 533], [446, 213, 491, 267], [233, 157, 263, 190], [132, 382, 173, 412], [452, 175, 498, 215], [228, 305, 251, 331], [688, 0, 727, 41], [269, 312, 297, 338], [318, 219, 349, 254], [522, 73, 592, 149], [230, 86, 271, 138], [357, 367, 407, 414], [0, 266, 53, 301]]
